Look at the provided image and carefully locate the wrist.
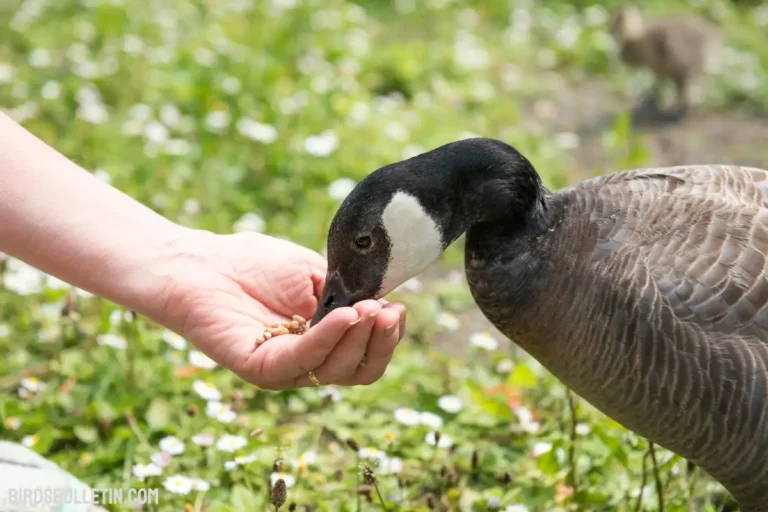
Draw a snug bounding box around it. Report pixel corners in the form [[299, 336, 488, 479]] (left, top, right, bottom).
[[130, 227, 221, 331]]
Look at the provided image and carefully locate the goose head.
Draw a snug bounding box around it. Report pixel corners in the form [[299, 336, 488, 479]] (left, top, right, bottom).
[[311, 137, 546, 325], [609, 5, 645, 42]]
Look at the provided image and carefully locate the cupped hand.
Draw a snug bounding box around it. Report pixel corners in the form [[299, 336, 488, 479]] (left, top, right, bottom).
[[156, 230, 406, 390]]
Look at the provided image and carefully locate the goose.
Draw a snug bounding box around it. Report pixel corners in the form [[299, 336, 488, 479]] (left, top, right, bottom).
[[311, 137, 768, 510], [608, 5, 722, 118]]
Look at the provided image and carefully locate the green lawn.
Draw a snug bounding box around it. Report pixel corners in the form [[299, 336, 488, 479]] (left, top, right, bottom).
[[1, 0, 767, 510]]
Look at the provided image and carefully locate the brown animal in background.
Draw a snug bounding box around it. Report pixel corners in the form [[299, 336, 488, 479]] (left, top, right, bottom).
[[609, 6, 722, 119]]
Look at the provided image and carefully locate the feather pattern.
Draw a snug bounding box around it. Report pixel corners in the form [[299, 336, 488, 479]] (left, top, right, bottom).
[[466, 165, 768, 509]]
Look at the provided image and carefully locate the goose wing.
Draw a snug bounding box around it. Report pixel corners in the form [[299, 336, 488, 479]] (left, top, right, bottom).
[[569, 164, 768, 340]]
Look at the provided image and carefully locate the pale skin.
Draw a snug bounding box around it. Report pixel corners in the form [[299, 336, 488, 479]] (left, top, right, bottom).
[[0, 113, 406, 390]]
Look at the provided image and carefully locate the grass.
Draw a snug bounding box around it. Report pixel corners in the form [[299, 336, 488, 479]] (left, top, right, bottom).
[[1, 0, 767, 510]]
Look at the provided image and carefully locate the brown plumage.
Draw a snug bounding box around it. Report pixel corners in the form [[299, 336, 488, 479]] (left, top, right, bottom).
[[609, 6, 722, 116], [467, 164, 768, 510]]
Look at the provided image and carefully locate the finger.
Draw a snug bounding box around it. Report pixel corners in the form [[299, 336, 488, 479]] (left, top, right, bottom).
[[245, 306, 358, 388], [296, 300, 381, 386], [383, 302, 407, 342], [340, 309, 401, 386]]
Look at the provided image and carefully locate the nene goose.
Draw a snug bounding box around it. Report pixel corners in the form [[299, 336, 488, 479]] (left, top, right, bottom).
[[312, 137, 768, 510], [609, 5, 722, 118]]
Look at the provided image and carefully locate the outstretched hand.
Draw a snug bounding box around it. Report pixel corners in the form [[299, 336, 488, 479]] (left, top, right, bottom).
[[157, 231, 406, 390]]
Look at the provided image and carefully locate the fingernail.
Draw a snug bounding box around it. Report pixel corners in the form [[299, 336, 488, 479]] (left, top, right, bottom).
[[386, 322, 398, 333], [369, 311, 379, 318], [349, 316, 361, 325]]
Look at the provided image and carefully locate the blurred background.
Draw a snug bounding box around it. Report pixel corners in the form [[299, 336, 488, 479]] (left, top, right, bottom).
[[1, 0, 767, 510]]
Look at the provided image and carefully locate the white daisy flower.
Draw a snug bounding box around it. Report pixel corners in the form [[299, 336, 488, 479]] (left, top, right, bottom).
[[505, 505, 529, 512], [221, 76, 241, 94], [205, 110, 230, 133], [217, 408, 237, 424], [41, 81, 61, 100], [304, 130, 339, 157], [384, 121, 408, 141], [190, 478, 210, 492], [236, 117, 277, 144], [132, 463, 162, 481], [159, 104, 181, 127], [358, 447, 386, 460], [234, 454, 257, 465], [189, 350, 217, 369], [513, 406, 540, 434], [182, 198, 200, 214], [108, 311, 122, 328], [150, 451, 172, 468], [436, 312, 460, 331], [531, 442, 553, 457], [20, 377, 44, 393], [555, 132, 580, 150], [144, 121, 168, 144], [162, 330, 187, 351], [437, 395, 464, 414], [206, 401, 237, 423], [379, 456, 403, 475], [21, 435, 39, 448], [224, 461, 238, 471], [123, 34, 144, 54], [575, 423, 591, 436], [193, 380, 222, 401], [4, 417, 21, 430], [419, 412, 444, 429], [270, 472, 296, 488], [584, 5, 608, 26], [97, 333, 127, 350], [216, 434, 248, 453], [469, 331, 498, 351], [191, 433, 214, 446], [488, 496, 502, 509], [3, 260, 44, 295], [0, 63, 12, 83], [496, 359, 514, 373], [163, 475, 192, 495], [129, 104, 152, 121], [233, 212, 265, 233], [295, 451, 317, 468], [194, 47, 216, 67], [158, 436, 185, 455], [328, 178, 356, 201], [393, 407, 421, 426], [319, 386, 342, 402], [0, 324, 9, 337], [425, 432, 453, 448], [29, 49, 52, 68]]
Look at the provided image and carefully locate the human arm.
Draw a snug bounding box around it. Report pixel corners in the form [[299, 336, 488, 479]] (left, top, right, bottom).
[[0, 112, 406, 389]]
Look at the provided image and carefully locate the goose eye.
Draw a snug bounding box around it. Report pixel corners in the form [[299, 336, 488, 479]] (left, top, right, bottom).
[[355, 236, 372, 249]]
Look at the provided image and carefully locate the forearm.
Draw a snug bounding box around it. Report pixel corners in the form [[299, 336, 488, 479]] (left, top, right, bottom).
[[0, 113, 189, 319]]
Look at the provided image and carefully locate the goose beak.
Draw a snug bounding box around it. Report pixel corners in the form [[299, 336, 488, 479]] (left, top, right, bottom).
[[311, 271, 354, 326]]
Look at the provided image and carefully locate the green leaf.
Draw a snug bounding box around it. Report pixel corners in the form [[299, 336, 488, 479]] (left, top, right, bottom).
[[74, 425, 99, 444], [231, 485, 258, 512], [508, 364, 537, 389], [466, 379, 512, 420], [145, 397, 171, 431]]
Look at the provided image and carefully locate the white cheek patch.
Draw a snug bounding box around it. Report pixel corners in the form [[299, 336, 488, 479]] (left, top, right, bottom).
[[380, 191, 444, 295]]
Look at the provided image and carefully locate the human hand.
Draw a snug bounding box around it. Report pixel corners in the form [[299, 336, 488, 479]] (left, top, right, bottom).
[[154, 230, 407, 390]]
